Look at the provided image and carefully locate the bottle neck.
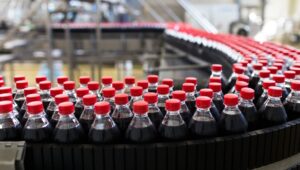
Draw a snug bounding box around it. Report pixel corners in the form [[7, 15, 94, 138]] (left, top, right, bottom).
[[166, 110, 180, 115], [211, 71, 222, 77], [28, 112, 44, 118], [148, 102, 158, 107], [80, 84, 87, 88], [95, 113, 110, 119], [251, 69, 260, 77], [158, 94, 169, 98], [0, 112, 14, 119], [276, 82, 285, 88], [84, 105, 94, 109], [196, 107, 210, 112], [267, 96, 281, 101], [133, 113, 148, 117], [125, 84, 134, 89], [103, 96, 114, 101], [132, 95, 143, 101]]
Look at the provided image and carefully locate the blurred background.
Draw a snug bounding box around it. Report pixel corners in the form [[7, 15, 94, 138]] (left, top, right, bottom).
[[0, 0, 299, 85]]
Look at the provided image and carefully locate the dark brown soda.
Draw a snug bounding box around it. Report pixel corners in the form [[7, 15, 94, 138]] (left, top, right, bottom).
[[79, 119, 94, 133], [23, 126, 52, 142], [0, 125, 22, 141], [249, 76, 260, 90], [159, 124, 188, 140], [218, 114, 248, 135], [54, 126, 85, 144], [258, 105, 287, 128], [126, 125, 157, 143], [89, 126, 120, 144], [189, 118, 218, 138], [185, 100, 196, 115], [213, 99, 224, 113], [148, 111, 163, 128], [238, 105, 259, 131], [113, 117, 132, 134], [74, 105, 84, 119], [15, 99, 25, 109], [284, 101, 300, 120]]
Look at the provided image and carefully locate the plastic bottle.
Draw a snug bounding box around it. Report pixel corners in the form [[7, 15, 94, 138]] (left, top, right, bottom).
[[46, 87, 64, 118], [219, 94, 248, 135], [159, 99, 188, 140], [126, 101, 157, 143], [256, 80, 276, 109], [19, 87, 38, 118], [63, 81, 77, 104], [39, 80, 52, 110], [79, 94, 97, 133], [89, 101, 120, 144], [273, 74, 289, 101], [249, 63, 263, 89], [254, 70, 270, 104], [100, 76, 113, 93], [13, 76, 26, 98], [284, 70, 296, 93], [56, 76, 69, 88], [267, 66, 278, 78], [199, 88, 220, 122], [209, 82, 224, 113], [172, 90, 192, 125], [79, 76, 91, 88], [157, 84, 170, 115], [137, 80, 149, 94], [74, 87, 89, 119], [129, 86, 143, 109], [112, 81, 125, 94], [50, 94, 69, 127], [233, 81, 249, 98], [54, 102, 84, 143], [102, 87, 116, 114], [124, 76, 135, 96], [226, 65, 245, 93], [35, 76, 47, 90], [14, 80, 28, 109], [182, 82, 196, 115], [185, 77, 199, 97], [21, 94, 42, 126], [144, 92, 163, 128], [87, 81, 102, 101], [147, 75, 159, 93], [189, 96, 218, 138], [161, 78, 174, 97], [210, 64, 227, 92], [23, 101, 51, 142], [284, 80, 300, 120]]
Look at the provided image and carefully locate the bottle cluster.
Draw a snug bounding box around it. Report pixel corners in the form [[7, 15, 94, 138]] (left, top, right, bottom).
[[0, 58, 300, 144]]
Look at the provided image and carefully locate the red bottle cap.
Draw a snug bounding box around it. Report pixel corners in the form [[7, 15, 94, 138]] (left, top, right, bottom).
[[267, 66, 278, 74], [253, 63, 263, 70], [144, 92, 158, 104], [39, 81, 51, 90], [209, 77, 221, 83], [235, 81, 248, 92], [50, 87, 64, 97], [185, 77, 197, 85], [199, 88, 213, 98], [262, 80, 276, 90], [102, 87, 116, 98], [130, 86, 143, 97], [94, 101, 110, 115], [268, 86, 282, 97], [76, 87, 89, 98], [284, 71, 296, 79], [87, 81, 99, 90], [58, 102, 74, 115], [0, 80, 4, 87], [0, 75, 2, 81], [63, 81, 75, 90], [259, 70, 270, 78], [290, 67, 300, 75], [211, 64, 222, 72], [124, 76, 135, 85], [137, 80, 149, 90], [26, 94, 41, 103], [258, 60, 268, 66], [273, 63, 283, 70], [237, 74, 249, 83], [273, 75, 285, 83], [0, 87, 12, 94], [196, 96, 211, 108], [240, 87, 254, 100], [115, 93, 129, 105], [233, 65, 245, 74], [0, 93, 13, 101], [83, 94, 97, 106], [157, 85, 169, 94], [35, 76, 47, 84], [239, 61, 248, 67], [24, 87, 38, 96], [224, 94, 239, 106], [133, 101, 148, 114], [172, 90, 186, 101], [182, 83, 194, 92], [79, 76, 91, 85], [147, 75, 158, 83], [27, 101, 44, 114], [112, 81, 124, 90], [101, 76, 113, 85], [55, 94, 69, 105], [291, 80, 300, 91], [165, 99, 181, 111], [161, 78, 174, 87], [57, 76, 69, 84], [14, 75, 25, 83], [209, 82, 222, 92], [16, 80, 28, 89], [0, 101, 13, 113]]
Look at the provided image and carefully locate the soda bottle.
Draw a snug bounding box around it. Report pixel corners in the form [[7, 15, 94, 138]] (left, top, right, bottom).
[[13, 75, 26, 98], [144, 92, 163, 128], [74, 87, 89, 118], [35, 76, 47, 90], [79, 76, 91, 88], [46, 87, 64, 118], [159, 99, 188, 140], [189, 96, 218, 138], [147, 75, 159, 93], [87, 81, 102, 101], [209, 82, 224, 113], [129, 86, 143, 109], [157, 84, 170, 115], [112, 81, 125, 94], [273, 74, 289, 101], [0, 93, 21, 121], [267, 66, 278, 78], [237, 74, 250, 83], [111, 93, 133, 134], [14, 80, 28, 108], [23, 101, 52, 142], [126, 101, 157, 143], [284, 70, 296, 93], [258, 59, 268, 70], [63, 81, 77, 104], [39, 80, 52, 110], [290, 66, 300, 80], [50, 94, 69, 126], [256, 80, 276, 109], [54, 102, 84, 143], [185, 77, 199, 97], [137, 80, 149, 94], [89, 101, 120, 143], [100, 76, 113, 94], [284, 80, 300, 120], [258, 86, 287, 127], [249, 63, 263, 89], [182, 82, 196, 114], [238, 88, 259, 131], [226, 65, 245, 93], [210, 64, 227, 92], [0, 101, 21, 141], [228, 75, 249, 94], [79, 94, 97, 133], [219, 94, 248, 135], [19, 87, 38, 118], [233, 81, 248, 98], [22, 94, 42, 125], [56, 76, 69, 88], [102, 87, 116, 114], [199, 88, 220, 122], [124, 76, 135, 96], [239, 61, 251, 76], [274, 63, 284, 75], [172, 90, 192, 124], [254, 70, 270, 104], [161, 78, 174, 97]]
